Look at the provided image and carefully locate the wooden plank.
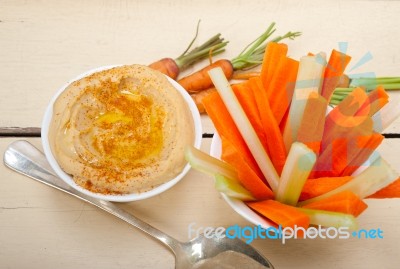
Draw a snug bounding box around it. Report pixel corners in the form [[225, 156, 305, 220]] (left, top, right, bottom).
[[0, 0, 400, 134], [0, 137, 400, 268]]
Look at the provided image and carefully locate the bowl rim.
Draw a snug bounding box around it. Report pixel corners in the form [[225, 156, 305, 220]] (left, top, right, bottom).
[[41, 64, 202, 202]]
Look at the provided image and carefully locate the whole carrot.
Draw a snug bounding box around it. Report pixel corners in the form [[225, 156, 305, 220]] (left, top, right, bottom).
[[148, 22, 228, 80], [148, 58, 180, 79], [178, 22, 301, 93], [179, 60, 234, 93]]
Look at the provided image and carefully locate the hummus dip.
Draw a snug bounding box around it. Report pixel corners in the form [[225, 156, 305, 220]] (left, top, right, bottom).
[[49, 65, 195, 194]]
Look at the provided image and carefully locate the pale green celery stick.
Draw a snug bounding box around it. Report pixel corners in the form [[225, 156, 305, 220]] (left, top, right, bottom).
[[276, 142, 316, 206], [298, 208, 358, 230], [283, 54, 326, 152], [185, 145, 255, 201], [208, 67, 280, 193], [372, 100, 400, 132], [331, 77, 400, 105], [350, 77, 400, 91], [184, 145, 236, 180], [215, 175, 256, 201], [298, 156, 398, 206]]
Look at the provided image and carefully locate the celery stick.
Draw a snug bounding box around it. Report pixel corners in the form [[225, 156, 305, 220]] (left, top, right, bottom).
[[215, 174, 256, 201], [372, 100, 400, 132], [350, 77, 400, 91], [185, 146, 256, 201], [276, 142, 316, 206], [298, 208, 358, 230], [185, 145, 237, 180], [283, 54, 327, 152], [298, 156, 398, 206], [208, 67, 280, 193]]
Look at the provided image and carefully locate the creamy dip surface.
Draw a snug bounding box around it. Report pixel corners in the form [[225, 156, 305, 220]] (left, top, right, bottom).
[[49, 65, 195, 194]]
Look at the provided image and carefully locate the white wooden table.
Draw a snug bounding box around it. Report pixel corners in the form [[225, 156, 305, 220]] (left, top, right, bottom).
[[1, 1, 400, 268]]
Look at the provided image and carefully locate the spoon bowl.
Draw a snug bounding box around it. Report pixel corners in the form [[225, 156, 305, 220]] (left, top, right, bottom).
[[4, 140, 274, 269]]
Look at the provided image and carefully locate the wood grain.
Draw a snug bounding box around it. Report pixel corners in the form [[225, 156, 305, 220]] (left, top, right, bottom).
[[1, 1, 400, 268], [0, 137, 399, 268], [0, 0, 400, 133]]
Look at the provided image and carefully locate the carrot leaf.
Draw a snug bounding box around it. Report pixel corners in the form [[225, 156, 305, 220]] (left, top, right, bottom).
[[230, 23, 301, 71]]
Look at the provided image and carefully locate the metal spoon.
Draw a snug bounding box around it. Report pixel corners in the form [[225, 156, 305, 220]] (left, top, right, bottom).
[[4, 140, 274, 269]]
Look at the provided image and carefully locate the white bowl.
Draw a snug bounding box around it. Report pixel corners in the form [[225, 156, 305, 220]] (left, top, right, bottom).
[[210, 133, 275, 228], [41, 65, 202, 202], [210, 129, 374, 229]]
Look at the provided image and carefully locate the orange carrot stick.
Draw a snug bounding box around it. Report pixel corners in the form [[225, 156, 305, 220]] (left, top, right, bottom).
[[247, 199, 310, 229], [190, 87, 217, 114], [301, 191, 368, 217], [178, 59, 234, 93], [356, 86, 389, 117], [268, 57, 299, 124], [321, 49, 351, 100], [260, 42, 288, 95], [297, 92, 328, 154], [299, 176, 353, 201], [232, 82, 269, 155], [231, 71, 261, 80], [310, 137, 348, 178], [202, 91, 263, 178], [340, 133, 384, 176], [367, 177, 400, 198], [221, 137, 274, 200], [321, 87, 370, 152], [249, 76, 287, 175], [312, 128, 381, 179]]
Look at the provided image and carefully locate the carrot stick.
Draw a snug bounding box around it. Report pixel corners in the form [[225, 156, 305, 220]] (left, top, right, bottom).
[[209, 68, 280, 192], [247, 200, 310, 230], [249, 76, 287, 175], [268, 57, 299, 124], [356, 86, 389, 117], [310, 137, 348, 178], [367, 177, 400, 198], [232, 71, 261, 80], [232, 82, 269, 155], [301, 191, 368, 217], [283, 54, 327, 152], [190, 87, 217, 114], [299, 176, 353, 201], [202, 91, 264, 178], [222, 137, 274, 200], [297, 92, 328, 154], [321, 49, 351, 100], [299, 156, 398, 206], [260, 42, 288, 98], [340, 133, 384, 176], [321, 87, 370, 152], [178, 59, 234, 93], [279, 109, 289, 134]]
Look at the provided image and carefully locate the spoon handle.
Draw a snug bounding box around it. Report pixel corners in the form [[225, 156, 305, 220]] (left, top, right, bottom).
[[3, 140, 182, 254]]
